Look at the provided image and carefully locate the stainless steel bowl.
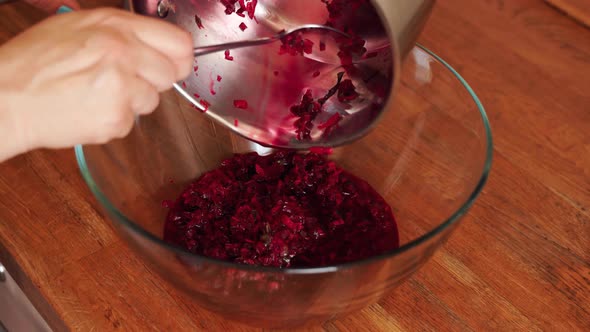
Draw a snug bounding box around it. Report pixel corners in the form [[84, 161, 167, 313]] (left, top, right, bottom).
[[129, 0, 435, 148]]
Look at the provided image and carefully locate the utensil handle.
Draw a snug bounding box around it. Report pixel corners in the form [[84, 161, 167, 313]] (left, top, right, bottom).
[[193, 37, 275, 57]]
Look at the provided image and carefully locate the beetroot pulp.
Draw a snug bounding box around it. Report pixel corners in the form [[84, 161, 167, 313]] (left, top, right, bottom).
[[163, 151, 399, 268], [289, 72, 356, 140]]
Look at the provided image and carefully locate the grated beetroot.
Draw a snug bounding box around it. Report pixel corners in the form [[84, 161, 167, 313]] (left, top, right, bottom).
[[224, 50, 234, 61], [245, 0, 257, 19], [163, 151, 399, 268], [199, 99, 210, 112], [220, 0, 238, 15], [239, 22, 248, 31], [324, 0, 370, 29], [308, 147, 333, 155], [194, 15, 204, 29], [322, 0, 370, 67], [219, 0, 257, 20], [337, 34, 367, 57], [233, 99, 249, 109], [337, 51, 353, 67], [290, 89, 322, 140], [289, 72, 345, 140], [279, 32, 314, 56], [317, 113, 342, 132]]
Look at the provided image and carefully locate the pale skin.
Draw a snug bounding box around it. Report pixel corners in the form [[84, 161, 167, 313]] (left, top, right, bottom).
[[0, 1, 194, 162]]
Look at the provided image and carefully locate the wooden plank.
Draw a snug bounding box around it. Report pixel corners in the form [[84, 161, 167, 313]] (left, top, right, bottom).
[[545, 0, 590, 28]]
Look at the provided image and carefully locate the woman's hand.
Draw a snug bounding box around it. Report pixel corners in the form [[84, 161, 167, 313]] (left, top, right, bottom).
[[0, 8, 193, 162], [23, 0, 80, 13]]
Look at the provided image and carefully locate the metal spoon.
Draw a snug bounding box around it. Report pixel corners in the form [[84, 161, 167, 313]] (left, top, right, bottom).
[[191, 24, 350, 57]]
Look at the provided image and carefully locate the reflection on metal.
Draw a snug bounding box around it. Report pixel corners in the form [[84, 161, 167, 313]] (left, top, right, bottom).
[[156, 0, 169, 18]]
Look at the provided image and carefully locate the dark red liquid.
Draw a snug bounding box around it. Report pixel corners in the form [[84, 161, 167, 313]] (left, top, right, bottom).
[[163, 151, 399, 268]]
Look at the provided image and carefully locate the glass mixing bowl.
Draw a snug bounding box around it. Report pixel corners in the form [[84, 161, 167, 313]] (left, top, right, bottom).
[[75, 45, 492, 329]]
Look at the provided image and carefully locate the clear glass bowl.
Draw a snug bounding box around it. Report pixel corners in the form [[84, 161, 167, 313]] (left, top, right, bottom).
[[75, 44, 492, 329]]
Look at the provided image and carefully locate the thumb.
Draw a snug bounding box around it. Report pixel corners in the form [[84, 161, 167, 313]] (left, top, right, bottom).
[[23, 0, 81, 13]]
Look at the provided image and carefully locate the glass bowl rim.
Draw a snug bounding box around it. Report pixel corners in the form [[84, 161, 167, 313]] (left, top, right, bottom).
[[74, 44, 494, 274]]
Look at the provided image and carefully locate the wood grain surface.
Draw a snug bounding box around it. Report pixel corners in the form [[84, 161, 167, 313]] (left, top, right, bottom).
[[0, 0, 589, 331], [545, 0, 590, 27]]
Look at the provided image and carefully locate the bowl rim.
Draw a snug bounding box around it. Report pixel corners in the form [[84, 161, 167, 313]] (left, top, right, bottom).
[[75, 44, 493, 274]]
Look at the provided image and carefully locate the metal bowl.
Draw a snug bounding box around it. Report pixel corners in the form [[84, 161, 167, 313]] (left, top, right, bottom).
[[128, 0, 433, 148]]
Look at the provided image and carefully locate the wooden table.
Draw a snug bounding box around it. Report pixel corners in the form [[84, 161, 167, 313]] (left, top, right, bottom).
[[1, 1, 589, 331], [545, 0, 590, 28]]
